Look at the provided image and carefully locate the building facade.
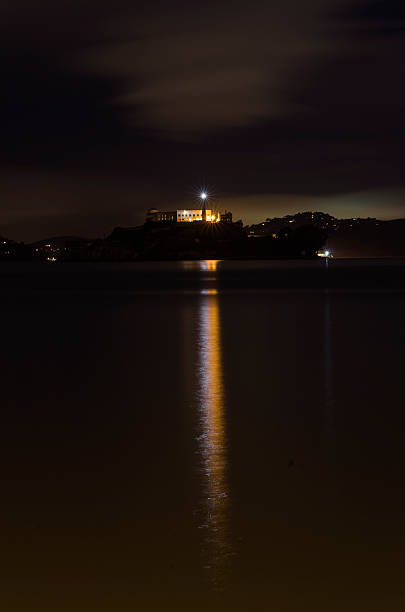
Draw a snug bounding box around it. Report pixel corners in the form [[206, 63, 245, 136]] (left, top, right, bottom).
[[177, 209, 220, 222], [146, 208, 177, 222], [220, 211, 232, 223], [147, 208, 225, 223]]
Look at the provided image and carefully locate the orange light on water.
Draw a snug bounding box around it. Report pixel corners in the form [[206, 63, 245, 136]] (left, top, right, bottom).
[[200, 260, 221, 272], [197, 291, 231, 588]]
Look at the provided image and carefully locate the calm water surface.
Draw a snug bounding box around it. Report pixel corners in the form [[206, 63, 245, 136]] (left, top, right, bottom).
[[1, 260, 405, 611]]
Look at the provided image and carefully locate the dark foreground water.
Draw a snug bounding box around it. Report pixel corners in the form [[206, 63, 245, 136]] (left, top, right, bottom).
[[1, 259, 405, 611]]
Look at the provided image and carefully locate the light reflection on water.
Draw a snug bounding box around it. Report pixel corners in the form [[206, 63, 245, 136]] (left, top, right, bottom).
[[200, 260, 221, 273], [181, 259, 221, 273], [195, 271, 231, 589]]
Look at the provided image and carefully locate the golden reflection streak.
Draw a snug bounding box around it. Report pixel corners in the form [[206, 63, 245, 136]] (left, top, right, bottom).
[[200, 260, 221, 273], [196, 280, 231, 589]]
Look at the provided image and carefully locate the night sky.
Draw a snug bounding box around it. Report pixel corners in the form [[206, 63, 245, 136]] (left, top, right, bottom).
[[2, 0, 405, 241]]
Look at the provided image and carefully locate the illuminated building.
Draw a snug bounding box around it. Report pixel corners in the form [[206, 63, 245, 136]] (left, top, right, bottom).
[[146, 207, 224, 223], [177, 209, 220, 222]]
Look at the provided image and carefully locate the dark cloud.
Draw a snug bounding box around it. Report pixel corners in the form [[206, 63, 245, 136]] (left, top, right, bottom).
[[341, 0, 405, 33], [0, 46, 131, 165], [1, 0, 405, 240]]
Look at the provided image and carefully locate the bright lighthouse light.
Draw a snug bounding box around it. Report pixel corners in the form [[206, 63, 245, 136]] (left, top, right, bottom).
[[200, 192, 207, 200]]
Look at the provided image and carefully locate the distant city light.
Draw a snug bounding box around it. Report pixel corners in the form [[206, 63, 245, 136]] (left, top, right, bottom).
[[325, 250, 330, 257], [200, 192, 207, 200]]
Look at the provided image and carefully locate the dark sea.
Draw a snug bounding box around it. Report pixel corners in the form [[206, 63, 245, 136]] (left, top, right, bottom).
[[1, 259, 405, 611]]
